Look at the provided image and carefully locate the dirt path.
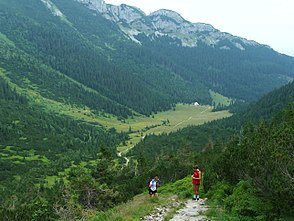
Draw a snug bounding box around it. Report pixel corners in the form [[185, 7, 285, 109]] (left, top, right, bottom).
[[117, 152, 130, 167], [173, 116, 192, 128], [200, 107, 211, 114], [141, 198, 210, 221], [170, 198, 210, 221]]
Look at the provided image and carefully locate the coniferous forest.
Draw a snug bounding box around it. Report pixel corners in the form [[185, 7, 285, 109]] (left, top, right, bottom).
[[0, 0, 293, 220]]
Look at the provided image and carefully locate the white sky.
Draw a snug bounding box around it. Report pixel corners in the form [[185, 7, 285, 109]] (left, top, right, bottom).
[[104, 0, 294, 57]]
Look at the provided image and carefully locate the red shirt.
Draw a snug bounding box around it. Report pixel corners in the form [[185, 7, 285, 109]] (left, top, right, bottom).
[[192, 169, 201, 185]]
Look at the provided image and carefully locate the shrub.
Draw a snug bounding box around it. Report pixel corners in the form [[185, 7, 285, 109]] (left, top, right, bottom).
[[206, 181, 232, 205], [224, 180, 272, 221]]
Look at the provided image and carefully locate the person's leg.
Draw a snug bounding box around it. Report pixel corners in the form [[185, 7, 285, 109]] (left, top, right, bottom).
[[151, 190, 155, 197], [193, 184, 197, 200], [195, 185, 200, 200], [149, 188, 153, 197]]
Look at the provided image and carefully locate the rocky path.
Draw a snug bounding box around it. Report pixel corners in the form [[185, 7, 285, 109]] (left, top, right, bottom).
[[141, 198, 210, 221], [170, 198, 210, 221]]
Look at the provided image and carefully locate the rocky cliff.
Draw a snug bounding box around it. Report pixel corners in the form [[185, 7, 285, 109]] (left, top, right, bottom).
[[75, 0, 259, 49]]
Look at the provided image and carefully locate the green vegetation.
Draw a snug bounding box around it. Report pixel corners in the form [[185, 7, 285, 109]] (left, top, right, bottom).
[[210, 90, 232, 106], [128, 83, 294, 220], [210, 90, 234, 111], [1, 0, 294, 120], [116, 104, 231, 154], [0, 0, 293, 220], [93, 176, 193, 221], [94, 195, 169, 221]]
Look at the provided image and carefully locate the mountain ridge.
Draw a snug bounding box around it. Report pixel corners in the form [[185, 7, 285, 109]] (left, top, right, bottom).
[[0, 0, 293, 118], [76, 0, 263, 50]]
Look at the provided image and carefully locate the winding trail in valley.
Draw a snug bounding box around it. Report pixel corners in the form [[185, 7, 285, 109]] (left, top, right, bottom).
[[117, 146, 133, 167], [173, 106, 212, 128], [173, 116, 192, 128], [200, 106, 211, 114]]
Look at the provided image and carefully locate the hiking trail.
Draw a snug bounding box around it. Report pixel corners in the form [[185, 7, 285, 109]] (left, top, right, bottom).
[[170, 198, 210, 221], [141, 197, 211, 221]]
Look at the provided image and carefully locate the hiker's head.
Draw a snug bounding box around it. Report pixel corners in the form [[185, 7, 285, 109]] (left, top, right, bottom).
[[193, 165, 199, 170], [154, 176, 159, 181]]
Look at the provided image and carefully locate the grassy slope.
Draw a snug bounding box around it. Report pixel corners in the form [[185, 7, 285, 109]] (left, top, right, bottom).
[[0, 68, 232, 135], [42, 103, 231, 184], [1, 64, 232, 187], [117, 104, 232, 154], [93, 176, 194, 221], [210, 90, 232, 107], [0, 68, 231, 151]]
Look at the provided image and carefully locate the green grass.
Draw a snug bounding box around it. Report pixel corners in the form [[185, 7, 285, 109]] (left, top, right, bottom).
[[91, 175, 201, 221], [146, 104, 231, 134], [117, 104, 232, 154], [0, 146, 50, 163], [45, 175, 59, 187], [0, 69, 232, 138], [210, 90, 232, 107], [92, 179, 192, 221], [92, 194, 163, 221]]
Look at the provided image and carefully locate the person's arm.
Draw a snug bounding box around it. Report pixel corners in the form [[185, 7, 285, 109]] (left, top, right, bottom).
[[198, 171, 202, 181], [192, 171, 201, 180]]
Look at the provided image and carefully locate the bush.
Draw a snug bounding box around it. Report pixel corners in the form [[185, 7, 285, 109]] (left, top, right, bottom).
[[206, 181, 232, 205], [224, 180, 272, 221], [159, 176, 192, 199]]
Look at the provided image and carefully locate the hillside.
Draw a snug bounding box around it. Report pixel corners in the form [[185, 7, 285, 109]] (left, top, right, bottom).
[[129, 80, 294, 164], [0, 0, 294, 119], [0, 73, 126, 184], [126, 78, 293, 220], [0, 0, 209, 117], [0, 0, 294, 220], [78, 0, 294, 101]]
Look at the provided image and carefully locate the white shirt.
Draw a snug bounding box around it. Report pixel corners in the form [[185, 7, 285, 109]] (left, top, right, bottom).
[[149, 179, 157, 191]]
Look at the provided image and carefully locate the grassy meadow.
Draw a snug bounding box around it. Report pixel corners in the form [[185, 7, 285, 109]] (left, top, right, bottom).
[[117, 104, 232, 154], [209, 90, 232, 107], [1, 70, 232, 185]]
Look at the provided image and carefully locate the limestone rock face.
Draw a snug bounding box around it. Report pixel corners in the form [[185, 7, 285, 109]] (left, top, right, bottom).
[[76, 0, 107, 13], [75, 0, 260, 50]]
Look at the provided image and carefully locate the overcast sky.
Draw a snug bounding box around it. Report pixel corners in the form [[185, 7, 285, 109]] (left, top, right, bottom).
[[104, 0, 294, 57]]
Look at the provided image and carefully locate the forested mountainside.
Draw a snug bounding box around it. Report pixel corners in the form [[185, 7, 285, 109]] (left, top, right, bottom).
[[0, 0, 294, 118], [0, 0, 208, 117], [0, 0, 293, 220], [0, 75, 127, 185], [1, 68, 292, 219], [241, 80, 294, 120], [128, 80, 294, 220], [129, 81, 294, 162]]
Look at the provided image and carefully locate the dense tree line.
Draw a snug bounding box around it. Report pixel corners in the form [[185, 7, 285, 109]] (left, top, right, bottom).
[[0, 29, 133, 118], [199, 105, 294, 220], [0, 0, 293, 219], [0, 66, 293, 221], [127, 83, 293, 220], [1, 0, 293, 118], [136, 33, 294, 101], [0, 76, 27, 103], [0, 0, 208, 116], [0, 82, 128, 190]]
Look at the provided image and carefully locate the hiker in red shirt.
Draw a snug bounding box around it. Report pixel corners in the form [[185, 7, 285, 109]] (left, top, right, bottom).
[[192, 165, 202, 200]]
